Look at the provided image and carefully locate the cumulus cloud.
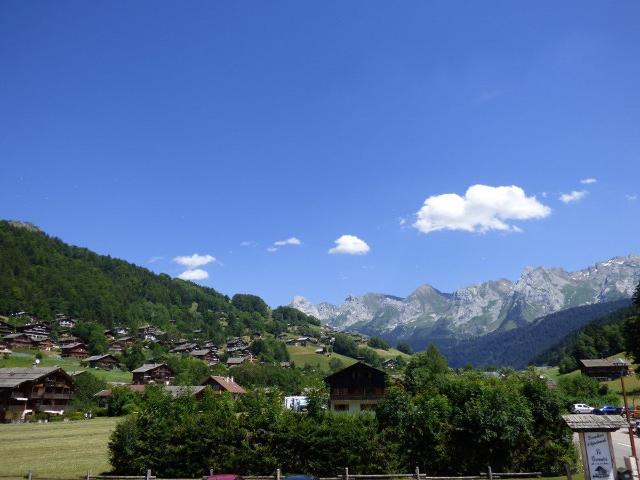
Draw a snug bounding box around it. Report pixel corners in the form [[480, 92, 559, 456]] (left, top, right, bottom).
[[580, 178, 597, 184], [177, 269, 209, 281], [559, 190, 588, 204], [267, 237, 301, 252], [413, 185, 551, 234], [173, 253, 216, 268], [274, 237, 301, 247], [147, 256, 164, 264], [329, 235, 370, 255]]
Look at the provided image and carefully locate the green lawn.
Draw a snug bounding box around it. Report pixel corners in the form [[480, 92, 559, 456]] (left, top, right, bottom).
[[370, 347, 411, 360], [0, 350, 132, 383], [287, 345, 356, 371], [0, 417, 120, 478]]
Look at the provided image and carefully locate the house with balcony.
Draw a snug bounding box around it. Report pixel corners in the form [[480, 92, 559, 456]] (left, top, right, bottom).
[[60, 342, 89, 358], [324, 362, 386, 413], [82, 354, 120, 369], [0, 367, 75, 422], [132, 363, 174, 385], [2, 333, 34, 350]]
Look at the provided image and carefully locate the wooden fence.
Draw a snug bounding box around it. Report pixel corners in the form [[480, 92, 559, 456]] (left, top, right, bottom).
[[0, 467, 546, 480]]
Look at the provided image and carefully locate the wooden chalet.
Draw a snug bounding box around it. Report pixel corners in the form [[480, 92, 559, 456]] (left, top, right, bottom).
[[0, 320, 14, 336], [3, 333, 34, 350], [0, 367, 75, 422], [17, 323, 50, 342], [60, 342, 89, 358], [189, 349, 219, 364], [201, 375, 246, 399], [132, 363, 174, 385], [32, 338, 54, 351], [82, 354, 119, 369], [324, 362, 386, 413], [226, 357, 247, 367], [579, 358, 630, 381]]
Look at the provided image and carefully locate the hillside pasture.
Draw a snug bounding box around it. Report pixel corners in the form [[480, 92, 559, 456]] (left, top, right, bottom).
[[287, 344, 356, 371], [0, 417, 119, 478]]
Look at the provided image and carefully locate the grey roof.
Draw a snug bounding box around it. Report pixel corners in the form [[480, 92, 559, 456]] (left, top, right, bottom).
[[84, 354, 117, 362], [226, 357, 245, 364], [0, 367, 64, 388], [3, 333, 30, 339], [164, 385, 206, 398], [562, 414, 629, 431], [190, 349, 213, 356], [131, 363, 168, 373]]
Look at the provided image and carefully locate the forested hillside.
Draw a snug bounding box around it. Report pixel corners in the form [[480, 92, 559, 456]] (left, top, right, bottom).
[[532, 295, 639, 372], [438, 299, 632, 368], [0, 221, 318, 341]]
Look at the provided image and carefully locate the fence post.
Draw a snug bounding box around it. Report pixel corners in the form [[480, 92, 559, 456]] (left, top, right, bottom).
[[276, 468, 281, 480], [344, 467, 349, 480], [86, 470, 91, 480], [146, 469, 152, 480], [415, 467, 420, 480], [210, 468, 214, 476], [564, 463, 572, 480], [488, 466, 493, 480], [27, 470, 32, 480]]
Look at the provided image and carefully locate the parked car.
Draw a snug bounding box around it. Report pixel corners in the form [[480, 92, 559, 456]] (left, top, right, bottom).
[[570, 403, 594, 414], [593, 405, 623, 415], [207, 475, 242, 480], [284, 475, 319, 480]]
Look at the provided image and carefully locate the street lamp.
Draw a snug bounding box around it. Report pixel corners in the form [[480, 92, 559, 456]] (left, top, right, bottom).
[[614, 358, 639, 473]]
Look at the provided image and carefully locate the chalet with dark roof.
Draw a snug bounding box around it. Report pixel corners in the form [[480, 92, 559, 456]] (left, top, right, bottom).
[[3, 333, 33, 350], [579, 358, 629, 381], [60, 342, 89, 358], [324, 362, 386, 413], [132, 363, 174, 385], [189, 349, 219, 364], [82, 354, 119, 369], [0, 367, 75, 422]]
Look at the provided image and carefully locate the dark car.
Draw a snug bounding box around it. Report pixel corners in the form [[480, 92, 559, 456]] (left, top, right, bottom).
[[593, 405, 623, 415], [284, 475, 319, 480]]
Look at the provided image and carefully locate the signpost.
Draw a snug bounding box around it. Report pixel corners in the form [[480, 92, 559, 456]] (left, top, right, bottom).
[[563, 414, 631, 480]]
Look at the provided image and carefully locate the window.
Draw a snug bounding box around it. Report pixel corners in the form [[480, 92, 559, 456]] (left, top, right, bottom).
[[333, 404, 349, 411], [360, 403, 375, 411]]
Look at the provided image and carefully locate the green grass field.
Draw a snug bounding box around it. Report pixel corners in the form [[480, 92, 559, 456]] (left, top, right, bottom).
[[0, 417, 119, 478], [287, 345, 357, 371], [370, 347, 411, 360], [0, 350, 132, 383]]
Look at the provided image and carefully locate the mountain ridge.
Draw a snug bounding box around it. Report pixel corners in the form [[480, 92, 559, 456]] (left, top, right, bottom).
[[292, 255, 640, 348]]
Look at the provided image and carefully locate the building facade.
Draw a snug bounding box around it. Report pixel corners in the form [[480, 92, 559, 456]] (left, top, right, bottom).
[[324, 362, 386, 413]]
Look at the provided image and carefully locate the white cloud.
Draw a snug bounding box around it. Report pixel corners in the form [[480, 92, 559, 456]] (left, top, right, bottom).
[[626, 194, 638, 201], [173, 253, 216, 268], [413, 184, 551, 234], [177, 269, 209, 281], [240, 241, 256, 247], [580, 178, 597, 184], [559, 190, 588, 204], [329, 235, 370, 255], [274, 237, 301, 247], [148, 256, 164, 264], [267, 237, 302, 252]]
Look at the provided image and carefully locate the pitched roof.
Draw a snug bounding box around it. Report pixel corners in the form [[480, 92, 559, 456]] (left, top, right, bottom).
[[61, 342, 86, 350], [204, 376, 246, 394], [226, 357, 245, 365], [3, 333, 31, 340], [131, 363, 169, 373], [0, 367, 70, 388], [324, 361, 386, 382], [562, 414, 628, 431], [190, 349, 213, 356], [579, 359, 628, 368], [84, 354, 117, 362]]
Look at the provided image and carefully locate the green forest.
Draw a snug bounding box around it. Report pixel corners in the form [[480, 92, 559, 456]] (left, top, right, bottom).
[[0, 221, 319, 341]]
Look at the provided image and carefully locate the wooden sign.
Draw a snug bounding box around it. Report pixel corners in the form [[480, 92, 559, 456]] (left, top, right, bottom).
[[580, 431, 616, 480]]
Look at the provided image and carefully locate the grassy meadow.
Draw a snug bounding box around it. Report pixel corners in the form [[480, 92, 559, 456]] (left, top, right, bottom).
[[0, 417, 119, 478]]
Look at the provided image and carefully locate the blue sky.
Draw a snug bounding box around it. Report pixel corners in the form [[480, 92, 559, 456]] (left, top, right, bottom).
[[1, 1, 639, 307]]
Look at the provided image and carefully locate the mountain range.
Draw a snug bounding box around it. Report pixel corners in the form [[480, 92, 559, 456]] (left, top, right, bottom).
[[291, 255, 640, 353]]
